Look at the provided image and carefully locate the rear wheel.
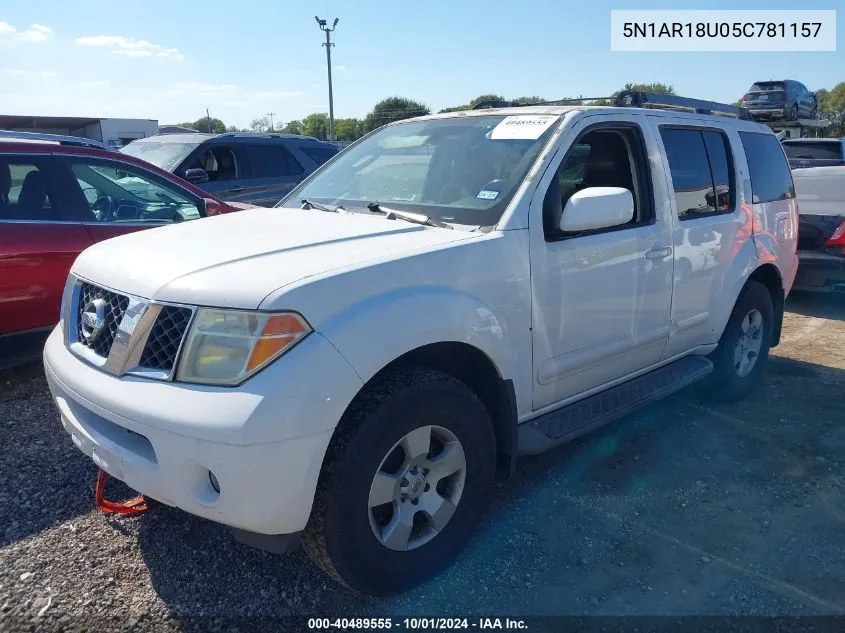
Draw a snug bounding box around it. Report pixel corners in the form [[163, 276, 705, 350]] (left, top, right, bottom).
[[302, 368, 496, 595], [698, 280, 774, 402]]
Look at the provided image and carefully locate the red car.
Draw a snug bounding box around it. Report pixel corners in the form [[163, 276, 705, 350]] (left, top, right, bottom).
[[0, 132, 239, 369]]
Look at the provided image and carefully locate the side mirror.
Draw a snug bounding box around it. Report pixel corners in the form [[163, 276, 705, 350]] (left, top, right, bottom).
[[559, 187, 634, 233], [203, 198, 226, 216], [184, 168, 210, 184]]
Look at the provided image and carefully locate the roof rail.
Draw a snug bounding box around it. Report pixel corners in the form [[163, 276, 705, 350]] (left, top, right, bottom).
[[613, 90, 751, 120], [471, 100, 521, 110], [216, 131, 316, 140], [0, 130, 115, 150], [467, 92, 752, 120]]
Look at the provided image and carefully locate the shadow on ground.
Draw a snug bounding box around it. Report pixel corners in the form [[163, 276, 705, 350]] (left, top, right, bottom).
[[786, 292, 845, 320], [137, 356, 845, 621]]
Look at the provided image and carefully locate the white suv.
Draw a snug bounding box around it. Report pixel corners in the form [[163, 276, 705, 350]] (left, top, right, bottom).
[[44, 94, 799, 595]]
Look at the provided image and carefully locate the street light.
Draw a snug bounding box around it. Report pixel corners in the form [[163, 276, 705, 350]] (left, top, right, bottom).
[[316, 16, 339, 143]]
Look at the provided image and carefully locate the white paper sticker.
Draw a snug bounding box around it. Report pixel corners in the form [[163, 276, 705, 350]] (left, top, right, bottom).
[[476, 190, 500, 200], [490, 115, 558, 140]]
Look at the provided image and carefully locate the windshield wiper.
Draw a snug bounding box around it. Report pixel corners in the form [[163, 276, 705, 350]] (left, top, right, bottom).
[[366, 202, 450, 229], [301, 198, 344, 213]]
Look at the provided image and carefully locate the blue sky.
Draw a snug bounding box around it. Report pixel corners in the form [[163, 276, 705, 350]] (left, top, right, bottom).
[[0, 0, 841, 127]]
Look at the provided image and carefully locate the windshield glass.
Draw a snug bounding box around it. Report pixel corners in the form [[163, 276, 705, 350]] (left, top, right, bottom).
[[280, 114, 559, 227], [120, 139, 201, 172]]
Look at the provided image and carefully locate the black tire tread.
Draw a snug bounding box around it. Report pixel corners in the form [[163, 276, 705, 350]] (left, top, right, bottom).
[[302, 367, 490, 594], [699, 280, 774, 402]]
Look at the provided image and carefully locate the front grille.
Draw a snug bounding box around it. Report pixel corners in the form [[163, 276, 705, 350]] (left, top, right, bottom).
[[139, 306, 193, 372], [76, 283, 130, 358]]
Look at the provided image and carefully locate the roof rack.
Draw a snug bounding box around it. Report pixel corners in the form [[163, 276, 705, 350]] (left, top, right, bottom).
[[471, 91, 751, 120], [613, 91, 751, 119], [0, 130, 115, 150]]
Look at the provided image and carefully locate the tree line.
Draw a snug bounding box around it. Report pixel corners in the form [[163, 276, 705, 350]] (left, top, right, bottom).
[[175, 81, 845, 141]]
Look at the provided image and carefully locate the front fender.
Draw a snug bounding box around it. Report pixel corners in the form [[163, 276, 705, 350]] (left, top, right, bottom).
[[318, 285, 527, 397]]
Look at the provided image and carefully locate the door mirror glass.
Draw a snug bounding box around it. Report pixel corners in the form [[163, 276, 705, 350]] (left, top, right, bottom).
[[184, 168, 210, 184], [559, 187, 634, 233]]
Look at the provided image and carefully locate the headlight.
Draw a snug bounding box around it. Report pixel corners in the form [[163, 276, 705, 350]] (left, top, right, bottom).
[[176, 309, 311, 386]]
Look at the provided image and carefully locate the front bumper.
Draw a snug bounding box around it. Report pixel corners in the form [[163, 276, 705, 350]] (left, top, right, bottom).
[[43, 326, 363, 535], [793, 250, 845, 292]]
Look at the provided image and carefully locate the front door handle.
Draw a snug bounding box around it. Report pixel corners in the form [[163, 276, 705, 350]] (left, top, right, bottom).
[[645, 247, 672, 260], [229, 185, 246, 193]]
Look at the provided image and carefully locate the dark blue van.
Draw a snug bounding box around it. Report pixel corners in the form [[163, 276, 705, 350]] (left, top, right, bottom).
[[122, 132, 339, 207]]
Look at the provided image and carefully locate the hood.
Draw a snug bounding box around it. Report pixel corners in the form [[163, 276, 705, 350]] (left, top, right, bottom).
[[72, 206, 476, 308]]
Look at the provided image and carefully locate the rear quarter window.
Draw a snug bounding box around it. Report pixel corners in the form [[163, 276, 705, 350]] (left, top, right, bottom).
[[301, 146, 339, 165], [739, 131, 795, 204]]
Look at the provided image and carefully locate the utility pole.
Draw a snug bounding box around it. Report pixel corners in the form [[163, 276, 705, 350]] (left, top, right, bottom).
[[315, 16, 339, 143], [267, 111, 276, 132], [206, 108, 212, 133]]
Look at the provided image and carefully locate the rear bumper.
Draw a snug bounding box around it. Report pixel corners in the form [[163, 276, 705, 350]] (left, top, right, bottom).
[[793, 250, 845, 292], [746, 106, 788, 120]]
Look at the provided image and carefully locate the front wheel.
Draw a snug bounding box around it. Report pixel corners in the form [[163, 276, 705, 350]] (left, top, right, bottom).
[[302, 368, 496, 595], [698, 280, 774, 402]]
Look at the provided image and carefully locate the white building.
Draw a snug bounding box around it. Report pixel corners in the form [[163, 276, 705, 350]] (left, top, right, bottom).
[[0, 115, 159, 147]]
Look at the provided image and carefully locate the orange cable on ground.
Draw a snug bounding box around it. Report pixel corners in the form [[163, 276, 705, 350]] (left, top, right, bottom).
[[94, 469, 156, 515]]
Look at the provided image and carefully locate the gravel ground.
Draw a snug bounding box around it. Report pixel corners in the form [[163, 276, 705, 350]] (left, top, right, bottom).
[[1, 293, 844, 632]]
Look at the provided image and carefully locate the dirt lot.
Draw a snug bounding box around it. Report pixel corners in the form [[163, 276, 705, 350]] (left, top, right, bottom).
[[1, 293, 844, 631]]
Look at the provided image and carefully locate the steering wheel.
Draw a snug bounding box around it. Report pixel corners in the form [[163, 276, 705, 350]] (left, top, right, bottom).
[[91, 196, 115, 222]]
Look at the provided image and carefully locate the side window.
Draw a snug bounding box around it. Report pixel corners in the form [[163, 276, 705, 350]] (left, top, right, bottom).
[[738, 132, 795, 204], [660, 127, 735, 220], [184, 146, 238, 182], [68, 160, 203, 223], [543, 126, 652, 240], [244, 144, 305, 179], [301, 146, 338, 166], [0, 157, 61, 221]]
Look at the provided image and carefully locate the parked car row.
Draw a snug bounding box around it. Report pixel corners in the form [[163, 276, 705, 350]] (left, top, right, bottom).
[[0, 130, 340, 367], [120, 132, 339, 207], [0, 133, 239, 368]]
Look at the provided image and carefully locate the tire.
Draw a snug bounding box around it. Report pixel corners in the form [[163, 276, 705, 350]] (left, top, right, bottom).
[[698, 280, 774, 402], [790, 104, 799, 121], [302, 367, 496, 595]]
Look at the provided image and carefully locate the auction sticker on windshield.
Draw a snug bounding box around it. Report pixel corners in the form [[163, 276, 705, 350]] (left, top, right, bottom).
[[490, 115, 558, 140]]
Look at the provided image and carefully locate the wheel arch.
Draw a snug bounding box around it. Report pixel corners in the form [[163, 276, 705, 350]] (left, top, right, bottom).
[[748, 263, 785, 346], [333, 341, 518, 478]]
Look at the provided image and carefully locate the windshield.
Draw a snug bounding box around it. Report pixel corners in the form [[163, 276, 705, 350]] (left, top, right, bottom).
[[120, 139, 201, 172], [279, 114, 559, 227]]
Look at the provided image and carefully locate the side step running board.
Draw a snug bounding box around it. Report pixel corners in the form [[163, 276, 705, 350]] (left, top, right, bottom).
[[518, 356, 713, 456]]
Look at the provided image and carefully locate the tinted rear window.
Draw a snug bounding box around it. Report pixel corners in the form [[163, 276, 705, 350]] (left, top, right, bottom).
[[750, 82, 785, 92], [245, 144, 304, 178], [738, 132, 795, 204], [301, 146, 338, 165], [782, 141, 842, 161]]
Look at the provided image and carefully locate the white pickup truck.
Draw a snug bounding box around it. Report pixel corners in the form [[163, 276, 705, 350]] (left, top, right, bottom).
[[44, 96, 798, 595], [791, 165, 845, 292]]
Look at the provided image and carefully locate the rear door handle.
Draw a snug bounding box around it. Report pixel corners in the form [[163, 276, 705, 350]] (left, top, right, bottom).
[[645, 247, 672, 260], [229, 185, 246, 193]]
